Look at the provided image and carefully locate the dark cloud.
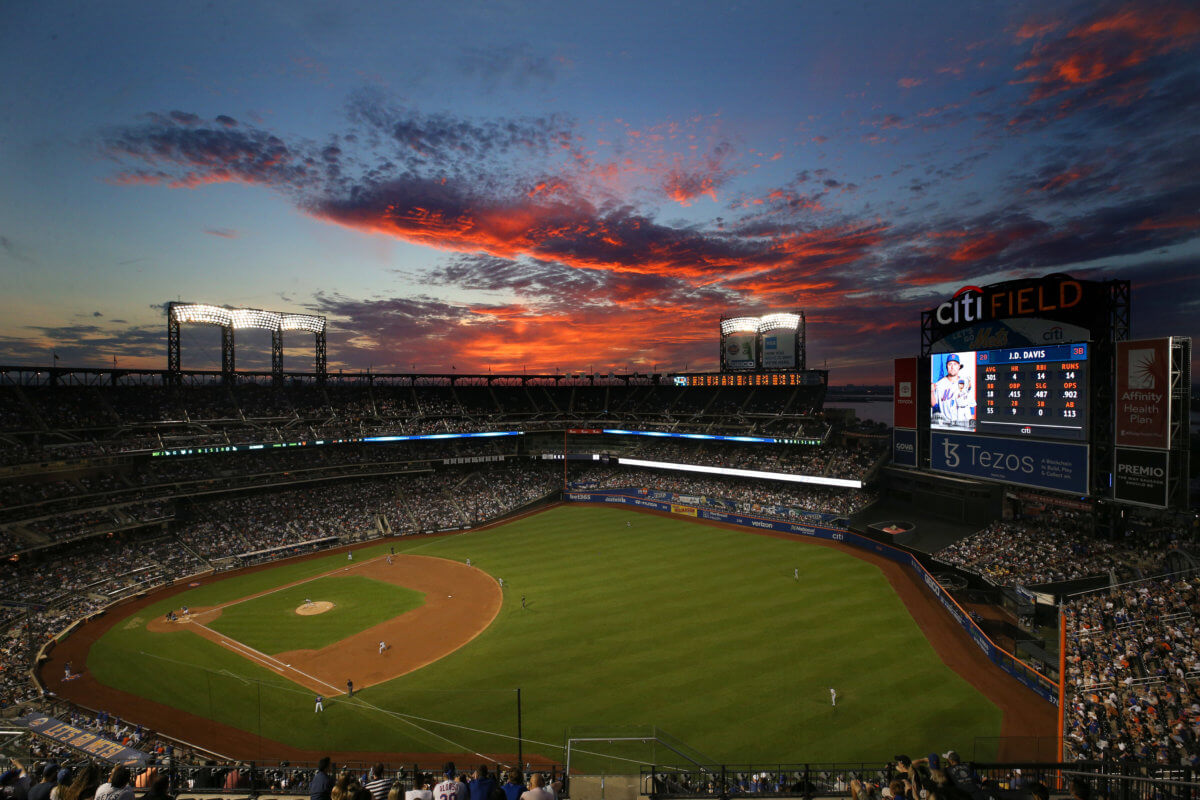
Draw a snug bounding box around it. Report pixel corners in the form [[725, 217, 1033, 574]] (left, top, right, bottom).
[[0, 235, 37, 265], [105, 113, 326, 190], [457, 43, 561, 90]]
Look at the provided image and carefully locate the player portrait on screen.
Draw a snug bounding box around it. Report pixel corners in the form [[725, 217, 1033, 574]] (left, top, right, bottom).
[[930, 352, 976, 431]]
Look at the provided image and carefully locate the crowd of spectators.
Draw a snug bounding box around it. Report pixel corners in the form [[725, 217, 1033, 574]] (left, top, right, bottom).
[[580, 438, 884, 481], [1063, 575, 1200, 764], [934, 508, 1193, 588], [567, 465, 877, 517], [0, 381, 831, 465]]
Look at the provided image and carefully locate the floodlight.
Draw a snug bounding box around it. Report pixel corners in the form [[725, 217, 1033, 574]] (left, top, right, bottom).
[[757, 313, 801, 332], [720, 317, 761, 335]]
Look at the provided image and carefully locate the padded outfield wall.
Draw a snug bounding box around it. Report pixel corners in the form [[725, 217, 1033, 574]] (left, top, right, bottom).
[[562, 488, 1057, 706]]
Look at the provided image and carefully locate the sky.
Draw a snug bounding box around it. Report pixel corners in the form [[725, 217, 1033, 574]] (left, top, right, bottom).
[[1, 0, 1198, 383]]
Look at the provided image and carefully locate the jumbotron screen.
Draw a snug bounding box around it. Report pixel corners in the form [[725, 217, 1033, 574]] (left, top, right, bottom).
[[931, 343, 1088, 441]]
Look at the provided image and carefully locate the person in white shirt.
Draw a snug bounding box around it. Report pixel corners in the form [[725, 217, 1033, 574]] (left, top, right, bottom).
[[94, 766, 135, 800], [520, 774, 552, 800], [404, 774, 434, 800], [434, 764, 467, 800]]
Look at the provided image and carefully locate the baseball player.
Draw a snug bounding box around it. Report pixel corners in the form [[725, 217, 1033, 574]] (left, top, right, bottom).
[[386, 554, 393, 565], [434, 763, 466, 800], [346, 680, 354, 697], [466, 558, 471, 567], [625, 521, 631, 527], [181, 606, 189, 616], [794, 568, 799, 581], [64, 661, 72, 680], [305, 597, 312, 605], [829, 687, 837, 707], [314, 694, 324, 713], [347, 551, 353, 561], [378, 641, 386, 655], [521, 595, 526, 610], [498, 577, 504, 588]]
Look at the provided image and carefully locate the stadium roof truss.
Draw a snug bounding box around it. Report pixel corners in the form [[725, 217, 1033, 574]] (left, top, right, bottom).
[[167, 302, 327, 384]]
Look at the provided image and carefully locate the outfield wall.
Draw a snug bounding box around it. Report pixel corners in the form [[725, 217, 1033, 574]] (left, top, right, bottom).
[[562, 489, 1057, 706]]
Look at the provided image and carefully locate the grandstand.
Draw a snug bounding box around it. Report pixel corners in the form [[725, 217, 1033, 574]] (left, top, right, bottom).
[[0, 354, 1197, 799]]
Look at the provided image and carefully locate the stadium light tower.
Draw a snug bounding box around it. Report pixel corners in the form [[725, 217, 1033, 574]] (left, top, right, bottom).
[[167, 302, 327, 385]]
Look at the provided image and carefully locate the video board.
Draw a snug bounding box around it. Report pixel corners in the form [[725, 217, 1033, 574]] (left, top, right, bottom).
[[931, 343, 1088, 442]]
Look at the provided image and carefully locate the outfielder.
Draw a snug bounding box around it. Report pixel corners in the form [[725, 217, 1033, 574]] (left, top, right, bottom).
[[314, 694, 324, 713], [829, 687, 837, 707]]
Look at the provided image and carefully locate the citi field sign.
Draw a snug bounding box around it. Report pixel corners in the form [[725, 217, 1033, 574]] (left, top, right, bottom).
[[924, 274, 1112, 349]]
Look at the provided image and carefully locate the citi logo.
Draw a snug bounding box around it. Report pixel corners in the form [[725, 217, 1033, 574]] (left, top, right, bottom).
[[934, 285, 984, 325]]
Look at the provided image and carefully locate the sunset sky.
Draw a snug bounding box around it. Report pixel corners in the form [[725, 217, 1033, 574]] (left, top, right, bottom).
[[1, 1, 1197, 382]]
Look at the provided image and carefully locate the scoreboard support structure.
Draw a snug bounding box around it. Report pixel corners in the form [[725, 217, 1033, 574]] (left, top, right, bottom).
[[1166, 337, 1192, 511], [1088, 281, 1131, 504]]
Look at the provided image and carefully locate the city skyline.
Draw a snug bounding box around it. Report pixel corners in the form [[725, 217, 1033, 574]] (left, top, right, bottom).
[[2, 1, 1197, 382]]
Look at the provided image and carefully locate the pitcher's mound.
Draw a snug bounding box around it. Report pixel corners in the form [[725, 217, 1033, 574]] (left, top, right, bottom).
[[296, 601, 335, 616]]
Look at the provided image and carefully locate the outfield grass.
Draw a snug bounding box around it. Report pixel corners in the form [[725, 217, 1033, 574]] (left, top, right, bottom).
[[89, 506, 1002, 764], [206, 575, 425, 653]]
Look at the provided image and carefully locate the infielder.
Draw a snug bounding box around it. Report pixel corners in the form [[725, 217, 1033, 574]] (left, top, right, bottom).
[[466, 558, 471, 567], [386, 555, 393, 565], [498, 577, 504, 588], [378, 641, 386, 655], [314, 694, 324, 713]]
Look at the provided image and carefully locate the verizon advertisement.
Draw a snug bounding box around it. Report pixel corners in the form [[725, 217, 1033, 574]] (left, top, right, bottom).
[[1115, 339, 1171, 449], [893, 357, 918, 429], [1113, 447, 1169, 508]]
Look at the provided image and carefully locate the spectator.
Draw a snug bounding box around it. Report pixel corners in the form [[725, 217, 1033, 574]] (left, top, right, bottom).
[[94, 765, 134, 800], [311, 758, 334, 800]]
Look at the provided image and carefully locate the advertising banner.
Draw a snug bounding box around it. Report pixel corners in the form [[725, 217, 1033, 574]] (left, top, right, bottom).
[[892, 428, 918, 468], [1115, 339, 1171, 449], [761, 333, 797, 369], [930, 432, 1088, 495], [670, 504, 699, 516], [1113, 447, 1169, 508], [18, 713, 148, 765], [723, 332, 757, 370], [893, 357, 918, 429]]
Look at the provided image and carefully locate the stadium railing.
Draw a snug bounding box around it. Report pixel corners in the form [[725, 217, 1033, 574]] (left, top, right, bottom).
[[645, 762, 1200, 800]]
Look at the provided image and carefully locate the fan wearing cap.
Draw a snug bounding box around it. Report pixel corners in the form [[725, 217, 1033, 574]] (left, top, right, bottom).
[[931, 354, 970, 422], [942, 751, 978, 791], [28, 764, 59, 800]]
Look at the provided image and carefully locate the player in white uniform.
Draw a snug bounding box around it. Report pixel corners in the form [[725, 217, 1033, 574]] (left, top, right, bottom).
[[829, 687, 837, 707], [434, 764, 466, 800], [951, 380, 975, 427], [931, 354, 970, 422], [379, 640, 387, 655]]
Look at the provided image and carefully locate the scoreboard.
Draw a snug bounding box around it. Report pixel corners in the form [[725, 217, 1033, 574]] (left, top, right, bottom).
[[673, 371, 824, 387], [931, 343, 1088, 441]]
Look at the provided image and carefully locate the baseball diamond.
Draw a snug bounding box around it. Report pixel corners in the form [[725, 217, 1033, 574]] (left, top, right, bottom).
[[43, 504, 1050, 764]]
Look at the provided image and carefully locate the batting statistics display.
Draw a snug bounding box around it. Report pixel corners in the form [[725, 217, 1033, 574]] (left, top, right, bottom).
[[932, 343, 1088, 441], [975, 342, 1088, 441]]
